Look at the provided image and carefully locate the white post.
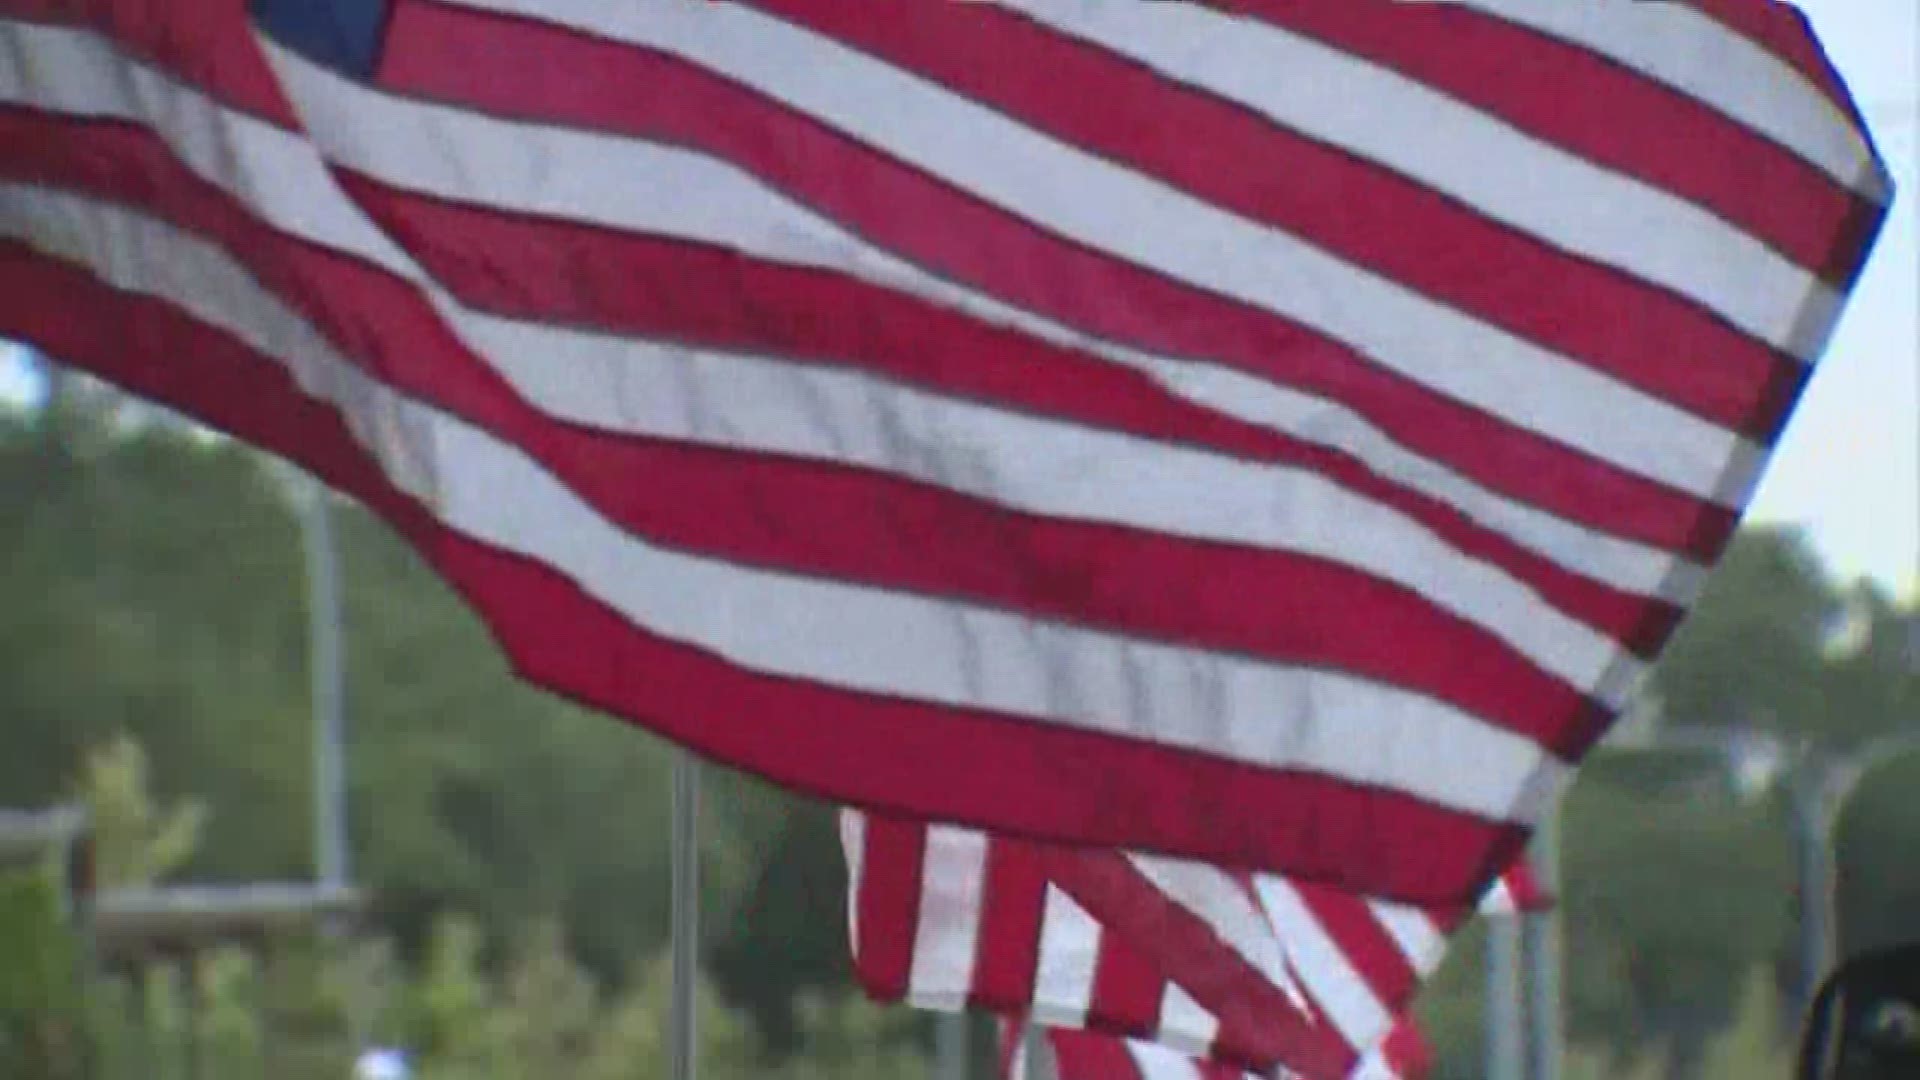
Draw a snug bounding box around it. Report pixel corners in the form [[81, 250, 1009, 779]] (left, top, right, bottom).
[[1524, 799, 1564, 1080], [294, 478, 349, 893], [937, 1013, 969, 1080], [1789, 769, 1833, 1021], [1022, 1025, 1056, 1080], [290, 471, 367, 1048], [1486, 913, 1525, 1080], [670, 753, 701, 1080]]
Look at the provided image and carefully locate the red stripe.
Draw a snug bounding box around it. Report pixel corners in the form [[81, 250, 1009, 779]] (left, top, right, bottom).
[[1516, 864, 1550, 912], [997, 1017, 1024, 1080], [370, 0, 1734, 561], [335, 164, 1675, 669], [6, 0, 300, 125], [1380, 1017, 1434, 1079], [969, 838, 1049, 1012], [0, 242, 1528, 904], [746, 0, 1803, 433], [353, 3, 1690, 646], [1289, 881, 1420, 1014], [1087, 928, 1167, 1041], [1495, 863, 1551, 914], [1215, 0, 1877, 288], [1048, 1029, 1147, 1080], [1040, 848, 1352, 1078], [1, 107, 1614, 757], [851, 815, 928, 1001]]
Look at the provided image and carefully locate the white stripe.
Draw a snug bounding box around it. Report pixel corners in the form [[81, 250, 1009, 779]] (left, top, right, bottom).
[[268, 26, 1724, 600], [28, 0, 1645, 713], [316, 2, 1764, 505], [1366, 902, 1448, 975], [0, 20, 1706, 615], [0, 20, 411, 275], [414, 409, 1569, 816], [1123, 856, 1311, 1018], [1462, 0, 1886, 201], [0, 180, 1569, 824], [1031, 887, 1102, 1030], [1481, 878, 1517, 914], [474, 306, 1634, 710], [1154, 984, 1219, 1062], [999, 0, 1844, 358], [1350, 1042, 1404, 1080], [907, 825, 990, 1010], [1125, 1040, 1204, 1080], [1007, 1032, 1030, 1080], [464, 273, 1705, 613], [840, 809, 866, 950], [1251, 877, 1391, 1053]]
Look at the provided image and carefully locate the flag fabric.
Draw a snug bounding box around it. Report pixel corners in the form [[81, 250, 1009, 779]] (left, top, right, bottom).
[[1000, 1018, 1432, 1080], [844, 810, 1543, 1078], [1478, 861, 1549, 916], [0, 0, 1890, 904]]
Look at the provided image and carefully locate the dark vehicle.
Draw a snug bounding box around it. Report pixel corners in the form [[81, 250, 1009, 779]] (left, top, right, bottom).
[[1799, 944, 1920, 1079]]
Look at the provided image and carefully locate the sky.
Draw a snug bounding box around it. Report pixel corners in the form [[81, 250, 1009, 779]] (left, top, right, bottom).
[[0, 339, 31, 405], [1, 1, 1915, 597], [1744, 0, 1919, 599]]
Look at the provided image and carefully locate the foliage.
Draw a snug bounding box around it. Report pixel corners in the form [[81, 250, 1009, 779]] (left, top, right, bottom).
[[1693, 971, 1792, 1080], [0, 867, 87, 1080], [79, 734, 205, 889], [1653, 529, 1840, 737], [1835, 751, 1920, 959], [1411, 918, 1485, 1080], [64, 898, 928, 1080], [1559, 770, 1794, 1061]]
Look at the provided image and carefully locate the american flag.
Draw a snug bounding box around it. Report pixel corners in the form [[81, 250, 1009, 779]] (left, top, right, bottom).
[[845, 809, 1544, 1078], [0, 0, 1888, 910], [1001, 1019, 1431, 1080]]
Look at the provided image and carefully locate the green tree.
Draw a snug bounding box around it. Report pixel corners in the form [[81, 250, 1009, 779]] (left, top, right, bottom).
[[1559, 764, 1794, 1075], [1836, 752, 1920, 960], [0, 868, 87, 1080]]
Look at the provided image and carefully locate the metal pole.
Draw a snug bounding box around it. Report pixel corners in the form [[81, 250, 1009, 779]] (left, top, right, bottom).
[[670, 753, 701, 1080], [66, 814, 99, 1079], [295, 477, 349, 891], [1023, 1025, 1056, 1080], [259, 943, 279, 1077], [180, 957, 201, 1080], [293, 474, 371, 1055], [937, 1013, 970, 1080], [1524, 800, 1564, 1080], [1486, 914, 1525, 1080], [1790, 770, 1832, 1020]]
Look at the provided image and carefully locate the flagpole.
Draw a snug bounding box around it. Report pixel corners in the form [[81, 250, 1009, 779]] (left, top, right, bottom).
[[1524, 797, 1565, 1080], [937, 1014, 969, 1080], [1022, 1025, 1055, 1080], [298, 479, 350, 897], [670, 752, 700, 1080], [1485, 912, 1524, 1080]]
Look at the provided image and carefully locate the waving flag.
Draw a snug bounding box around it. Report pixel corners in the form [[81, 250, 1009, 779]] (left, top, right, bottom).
[[1002, 1020, 1432, 1080], [845, 810, 1546, 1078], [0, 0, 1889, 903]]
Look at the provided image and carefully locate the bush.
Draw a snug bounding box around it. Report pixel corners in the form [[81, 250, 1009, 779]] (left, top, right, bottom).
[[0, 865, 88, 1080]]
